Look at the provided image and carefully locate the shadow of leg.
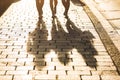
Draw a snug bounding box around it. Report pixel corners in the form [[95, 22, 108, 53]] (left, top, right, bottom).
[[51, 17, 71, 65]]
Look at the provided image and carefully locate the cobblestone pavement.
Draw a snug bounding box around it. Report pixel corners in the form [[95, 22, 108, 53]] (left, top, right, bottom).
[[0, 0, 120, 80], [86, 0, 120, 53], [83, 0, 120, 75]]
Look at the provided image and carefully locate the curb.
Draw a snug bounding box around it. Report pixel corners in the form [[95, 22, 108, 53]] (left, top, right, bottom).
[[82, 0, 120, 74]]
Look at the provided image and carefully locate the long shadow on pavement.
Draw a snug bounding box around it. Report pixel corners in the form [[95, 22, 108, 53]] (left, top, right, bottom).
[[27, 17, 98, 70]]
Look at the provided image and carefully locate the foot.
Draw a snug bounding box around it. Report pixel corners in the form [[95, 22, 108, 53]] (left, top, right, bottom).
[[39, 15, 43, 20], [52, 14, 56, 18], [64, 12, 68, 18]]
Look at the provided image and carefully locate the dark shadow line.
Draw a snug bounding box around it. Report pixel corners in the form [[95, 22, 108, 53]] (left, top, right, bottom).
[[70, 0, 85, 6]]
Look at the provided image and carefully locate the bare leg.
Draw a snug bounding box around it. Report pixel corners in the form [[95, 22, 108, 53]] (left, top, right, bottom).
[[50, 0, 58, 18], [62, 0, 70, 17], [36, 0, 44, 19]]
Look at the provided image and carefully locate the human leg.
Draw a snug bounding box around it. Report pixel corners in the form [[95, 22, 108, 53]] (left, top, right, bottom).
[[50, 0, 58, 18], [36, 0, 44, 19]]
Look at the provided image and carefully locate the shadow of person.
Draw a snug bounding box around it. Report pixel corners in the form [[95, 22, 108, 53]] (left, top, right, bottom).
[[36, 0, 44, 19], [51, 17, 71, 65], [27, 18, 48, 70], [27, 17, 98, 70], [65, 17, 98, 68], [0, 0, 20, 16]]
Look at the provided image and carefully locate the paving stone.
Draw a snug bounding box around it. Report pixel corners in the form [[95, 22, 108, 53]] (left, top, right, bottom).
[[7, 54, 27, 58], [0, 71, 6, 75], [91, 70, 119, 75], [101, 75, 120, 80], [58, 75, 81, 80], [35, 75, 56, 80], [0, 76, 13, 80], [68, 70, 91, 75], [74, 66, 96, 71], [28, 70, 47, 76], [17, 58, 33, 62], [13, 75, 32, 80], [16, 66, 34, 70], [55, 66, 73, 70], [6, 70, 28, 75], [81, 75, 100, 80], [0, 66, 15, 70], [7, 62, 25, 66], [48, 71, 66, 75], [97, 66, 117, 70], [0, 0, 119, 79]]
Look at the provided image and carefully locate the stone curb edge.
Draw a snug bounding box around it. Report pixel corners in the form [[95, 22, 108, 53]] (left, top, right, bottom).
[[82, 0, 120, 74]]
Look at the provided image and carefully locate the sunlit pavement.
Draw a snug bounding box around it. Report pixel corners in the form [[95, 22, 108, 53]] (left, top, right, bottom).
[[84, 0, 120, 76], [92, 0, 120, 29], [0, 0, 120, 80], [88, 0, 120, 51]]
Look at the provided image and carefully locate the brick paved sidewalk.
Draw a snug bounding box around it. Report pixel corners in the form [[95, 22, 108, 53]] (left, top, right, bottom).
[[0, 0, 120, 80]]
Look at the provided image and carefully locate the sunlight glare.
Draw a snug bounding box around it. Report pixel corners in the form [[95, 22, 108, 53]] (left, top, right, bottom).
[[45, 50, 57, 59]]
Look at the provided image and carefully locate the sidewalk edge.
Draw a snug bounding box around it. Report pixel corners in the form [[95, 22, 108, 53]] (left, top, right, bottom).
[[82, 0, 120, 74]]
